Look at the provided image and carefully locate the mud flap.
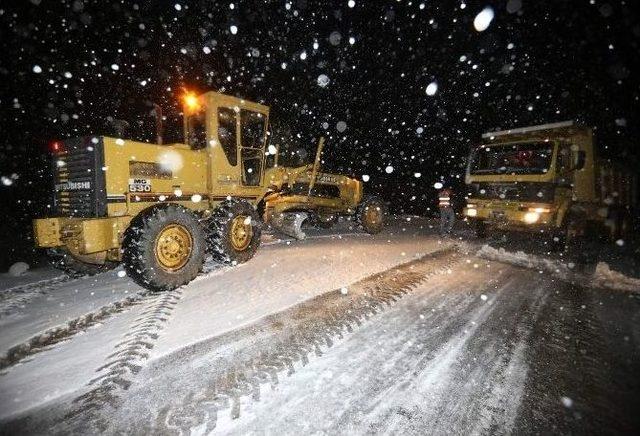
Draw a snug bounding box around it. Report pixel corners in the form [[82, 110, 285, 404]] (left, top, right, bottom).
[[271, 212, 308, 240]]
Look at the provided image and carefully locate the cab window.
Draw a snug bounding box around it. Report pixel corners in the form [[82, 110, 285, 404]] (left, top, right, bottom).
[[188, 112, 207, 150], [218, 108, 237, 166], [241, 110, 266, 149], [240, 110, 266, 186]]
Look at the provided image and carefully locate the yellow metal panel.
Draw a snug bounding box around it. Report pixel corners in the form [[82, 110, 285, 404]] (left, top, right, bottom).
[[33, 218, 62, 247]]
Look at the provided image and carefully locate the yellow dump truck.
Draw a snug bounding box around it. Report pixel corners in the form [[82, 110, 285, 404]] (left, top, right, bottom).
[[463, 121, 637, 249], [33, 91, 385, 291]]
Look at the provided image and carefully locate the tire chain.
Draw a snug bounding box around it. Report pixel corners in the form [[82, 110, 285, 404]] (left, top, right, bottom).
[[62, 288, 183, 433], [154, 247, 463, 434]]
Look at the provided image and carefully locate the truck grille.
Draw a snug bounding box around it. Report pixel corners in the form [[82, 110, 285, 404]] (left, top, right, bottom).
[[53, 137, 107, 217], [469, 182, 555, 202]]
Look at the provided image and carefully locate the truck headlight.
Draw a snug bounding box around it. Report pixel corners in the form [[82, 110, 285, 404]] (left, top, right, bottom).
[[466, 208, 477, 217], [523, 211, 539, 224]]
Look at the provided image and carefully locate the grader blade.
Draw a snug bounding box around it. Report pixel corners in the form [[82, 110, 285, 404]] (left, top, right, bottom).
[[271, 212, 308, 240]]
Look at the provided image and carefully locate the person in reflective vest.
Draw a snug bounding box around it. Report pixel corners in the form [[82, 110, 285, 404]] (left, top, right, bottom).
[[439, 187, 455, 235]]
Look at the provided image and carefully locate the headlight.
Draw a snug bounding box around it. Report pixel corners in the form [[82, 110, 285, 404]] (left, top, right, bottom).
[[523, 211, 539, 224], [466, 208, 477, 217], [530, 207, 551, 213]]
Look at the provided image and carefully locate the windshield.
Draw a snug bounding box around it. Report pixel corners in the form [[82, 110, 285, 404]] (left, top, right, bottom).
[[470, 142, 554, 175]]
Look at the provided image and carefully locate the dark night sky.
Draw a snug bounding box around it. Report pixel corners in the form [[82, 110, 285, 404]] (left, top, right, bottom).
[[1, 0, 639, 267]]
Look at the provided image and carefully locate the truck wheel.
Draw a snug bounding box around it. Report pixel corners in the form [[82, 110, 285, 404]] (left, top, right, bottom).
[[122, 204, 206, 292], [552, 213, 583, 253], [474, 220, 487, 239], [311, 213, 338, 229], [356, 195, 386, 234], [47, 248, 117, 278], [208, 199, 262, 264]]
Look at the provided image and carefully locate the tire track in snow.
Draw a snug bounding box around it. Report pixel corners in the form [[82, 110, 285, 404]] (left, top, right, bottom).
[[0, 290, 153, 372], [148, 247, 463, 434], [63, 287, 183, 432], [0, 275, 74, 319]]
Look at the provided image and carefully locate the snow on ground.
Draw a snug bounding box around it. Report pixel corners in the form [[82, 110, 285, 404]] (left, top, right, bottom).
[[0, 218, 445, 421], [1, 217, 638, 434], [215, 262, 544, 435]]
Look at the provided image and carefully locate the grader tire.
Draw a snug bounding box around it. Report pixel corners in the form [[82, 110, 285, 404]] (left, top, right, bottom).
[[356, 195, 386, 234], [122, 204, 206, 292], [47, 248, 117, 278], [208, 199, 262, 264]]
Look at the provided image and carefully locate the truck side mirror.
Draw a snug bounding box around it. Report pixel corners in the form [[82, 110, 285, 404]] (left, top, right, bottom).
[[574, 150, 586, 171]]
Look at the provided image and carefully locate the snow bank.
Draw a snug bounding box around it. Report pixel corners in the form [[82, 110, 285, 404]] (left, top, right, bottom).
[[477, 244, 640, 293], [8, 262, 29, 277], [476, 245, 573, 278], [592, 262, 640, 293]]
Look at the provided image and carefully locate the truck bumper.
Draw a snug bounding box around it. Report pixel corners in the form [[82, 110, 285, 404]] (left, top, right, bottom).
[[33, 216, 131, 255], [463, 204, 557, 230]]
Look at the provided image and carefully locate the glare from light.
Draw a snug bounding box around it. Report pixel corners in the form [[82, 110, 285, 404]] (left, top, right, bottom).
[[467, 208, 477, 217], [183, 92, 201, 112], [523, 212, 540, 224]]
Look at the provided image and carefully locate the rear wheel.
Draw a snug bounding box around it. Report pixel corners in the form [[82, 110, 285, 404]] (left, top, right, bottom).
[[208, 199, 262, 264], [356, 195, 386, 234], [123, 204, 206, 291], [47, 248, 117, 278]]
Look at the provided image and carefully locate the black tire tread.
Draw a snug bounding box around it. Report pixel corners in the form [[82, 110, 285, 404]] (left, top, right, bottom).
[[356, 195, 387, 234], [122, 204, 206, 292], [208, 199, 262, 264]]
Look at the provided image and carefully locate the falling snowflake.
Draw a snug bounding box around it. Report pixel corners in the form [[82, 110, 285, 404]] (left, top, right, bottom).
[[425, 82, 438, 96], [32, 65, 42, 74], [474, 7, 495, 32], [317, 74, 330, 87], [336, 121, 347, 132], [230, 25, 238, 35], [385, 165, 394, 174]]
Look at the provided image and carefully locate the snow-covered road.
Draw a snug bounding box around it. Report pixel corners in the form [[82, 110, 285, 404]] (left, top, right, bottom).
[[1, 218, 639, 435]]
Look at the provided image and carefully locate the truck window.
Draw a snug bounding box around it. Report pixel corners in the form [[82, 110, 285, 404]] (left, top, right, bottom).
[[471, 142, 553, 175], [218, 108, 238, 166]]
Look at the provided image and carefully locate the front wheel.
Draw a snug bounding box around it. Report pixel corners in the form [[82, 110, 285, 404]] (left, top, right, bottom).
[[356, 195, 386, 234], [551, 213, 584, 253], [122, 204, 206, 292]]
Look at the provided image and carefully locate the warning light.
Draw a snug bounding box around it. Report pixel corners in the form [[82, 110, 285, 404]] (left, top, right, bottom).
[[183, 92, 201, 113], [50, 141, 62, 153]]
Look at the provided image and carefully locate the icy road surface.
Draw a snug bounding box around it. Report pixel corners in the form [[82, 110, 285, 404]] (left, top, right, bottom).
[[0, 218, 639, 435]]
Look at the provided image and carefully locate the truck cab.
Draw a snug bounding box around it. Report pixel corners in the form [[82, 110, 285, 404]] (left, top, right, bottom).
[[463, 121, 636, 248]]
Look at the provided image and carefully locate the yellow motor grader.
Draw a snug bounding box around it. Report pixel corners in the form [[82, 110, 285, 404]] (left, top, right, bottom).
[[32, 91, 386, 291]]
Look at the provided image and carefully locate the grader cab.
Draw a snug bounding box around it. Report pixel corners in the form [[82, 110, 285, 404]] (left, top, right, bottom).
[[33, 91, 385, 291]]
